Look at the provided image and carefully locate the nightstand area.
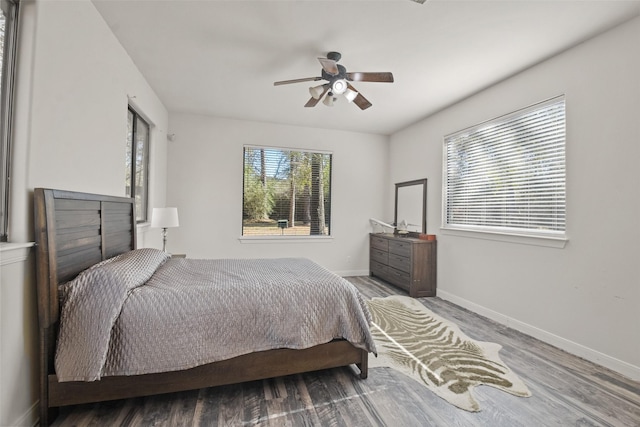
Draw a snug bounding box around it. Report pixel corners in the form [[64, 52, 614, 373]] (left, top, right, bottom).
[[370, 233, 436, 297]]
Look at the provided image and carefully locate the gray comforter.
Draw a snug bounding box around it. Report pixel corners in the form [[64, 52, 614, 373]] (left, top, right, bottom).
[[55, 248, 376, 382]]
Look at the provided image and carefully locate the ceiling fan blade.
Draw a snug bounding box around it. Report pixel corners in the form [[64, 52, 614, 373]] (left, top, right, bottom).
[[346, 72, 394, 83], [274, 77, 322, 86], [304, 97, 321, 108], [347, 83, 372, 110], [318, 57, 339, 75], [305, 85, 329, 107], [353, 93, 372, 110]]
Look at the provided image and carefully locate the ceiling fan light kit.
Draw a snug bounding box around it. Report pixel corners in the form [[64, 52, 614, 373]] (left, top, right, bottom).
[[274, 51, 394, 110], [344, 88, 358, 103], [331, 79, 348, 95], [309, 84, 327, 100]]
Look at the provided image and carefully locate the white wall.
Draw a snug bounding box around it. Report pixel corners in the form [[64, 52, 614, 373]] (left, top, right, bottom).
[[166, 114, 389, 274], [0, 1, 169, 425], [390, 16, 640, 379]]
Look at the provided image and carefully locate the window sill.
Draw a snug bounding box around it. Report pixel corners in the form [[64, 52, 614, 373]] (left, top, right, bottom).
[[0, 242, 36, 265], [440, 227, 568, 248], [239, 236, 333, 244]]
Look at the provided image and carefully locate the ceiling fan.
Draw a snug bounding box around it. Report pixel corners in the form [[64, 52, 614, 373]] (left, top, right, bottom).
[[273, 52, 394, 110]]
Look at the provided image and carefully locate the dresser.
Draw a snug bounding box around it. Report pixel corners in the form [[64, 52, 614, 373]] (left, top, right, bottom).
[[369, 233, 437, 297]]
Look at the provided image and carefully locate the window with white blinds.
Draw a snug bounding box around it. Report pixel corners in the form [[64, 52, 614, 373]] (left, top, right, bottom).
[[243, 146, 332, 237], [444, 96, 566, 237]]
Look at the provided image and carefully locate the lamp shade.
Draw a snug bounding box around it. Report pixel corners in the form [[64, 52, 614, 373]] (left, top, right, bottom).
[[309, 84, 326, 100], [151, 207, 179, 228], [323, 93, 335, 107], [344, 88, 358, 103]]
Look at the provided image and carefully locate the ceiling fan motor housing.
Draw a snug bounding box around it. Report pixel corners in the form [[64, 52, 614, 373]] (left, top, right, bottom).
[[321, 64, 348, 81], [326, 51, 342, 62]]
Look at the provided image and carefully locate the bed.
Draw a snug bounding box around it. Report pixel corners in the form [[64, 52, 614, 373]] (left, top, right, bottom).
[[33, 188, 373, 426]]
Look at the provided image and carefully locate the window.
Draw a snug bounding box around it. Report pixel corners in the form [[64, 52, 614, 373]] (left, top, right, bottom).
[[444, 96, 566, 238], [125, 107, 150, 222], [242, 146, 332, 237], [0, 0, 18, 241]]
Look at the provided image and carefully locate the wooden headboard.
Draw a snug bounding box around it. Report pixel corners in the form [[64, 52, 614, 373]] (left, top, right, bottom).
[[33, 188, 136, 364]]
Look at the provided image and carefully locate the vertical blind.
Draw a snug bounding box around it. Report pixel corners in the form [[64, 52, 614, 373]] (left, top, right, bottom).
[[444, 96, 566, 236], [243, 146, 332, 237]]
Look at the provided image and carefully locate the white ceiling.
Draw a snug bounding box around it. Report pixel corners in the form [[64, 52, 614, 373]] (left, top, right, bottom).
[[92, 0, 640, 135]]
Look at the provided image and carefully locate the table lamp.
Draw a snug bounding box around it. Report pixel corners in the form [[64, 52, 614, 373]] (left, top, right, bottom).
[[151, 207, 179, 252]]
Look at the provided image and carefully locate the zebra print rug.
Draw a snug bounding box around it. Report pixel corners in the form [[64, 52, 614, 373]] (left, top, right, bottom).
[[366, 295, 531, 412]]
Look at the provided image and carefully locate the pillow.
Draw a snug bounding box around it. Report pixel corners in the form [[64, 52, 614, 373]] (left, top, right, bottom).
[[56, 248, 171, 381], [60, 248, 171, 303], [90, 248, 171, 288]]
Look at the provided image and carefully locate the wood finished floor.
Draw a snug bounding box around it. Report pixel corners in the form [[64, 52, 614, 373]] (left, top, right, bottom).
[[50, 276, 640, 427]]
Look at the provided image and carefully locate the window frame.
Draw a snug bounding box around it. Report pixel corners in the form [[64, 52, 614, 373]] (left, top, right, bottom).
[[0, 0, 19, 242], [126, 106, 150, 223], [442, 96, 567, 245], [241, 145, 333, 240]]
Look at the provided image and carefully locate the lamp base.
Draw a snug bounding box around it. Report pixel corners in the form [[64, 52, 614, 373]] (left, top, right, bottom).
[[161, 227, 168, 252]]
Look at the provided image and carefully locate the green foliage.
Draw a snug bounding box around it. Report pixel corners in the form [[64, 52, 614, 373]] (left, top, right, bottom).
[[243, 175, 275, 220]]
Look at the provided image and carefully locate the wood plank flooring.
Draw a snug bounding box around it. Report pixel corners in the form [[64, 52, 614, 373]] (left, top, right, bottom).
[[50, 276, 640, 427]]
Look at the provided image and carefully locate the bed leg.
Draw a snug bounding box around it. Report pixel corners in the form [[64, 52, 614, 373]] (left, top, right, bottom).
[[40, 406, 58, 427], [39, 328, 58, 426], [357, 350, 368, 379]]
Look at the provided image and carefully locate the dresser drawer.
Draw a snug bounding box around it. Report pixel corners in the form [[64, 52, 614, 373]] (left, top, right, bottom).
[[386, 266, 411, 289], [388, 252, 411, 273], [371, 235, 389, 251], [388, 239, 411, 257], [370, 259, 388, 276], [371, 247, 388, 264]]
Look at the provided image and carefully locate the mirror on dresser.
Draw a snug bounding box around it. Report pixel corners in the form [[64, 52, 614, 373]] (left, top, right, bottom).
[[394, 178, 427, 235]]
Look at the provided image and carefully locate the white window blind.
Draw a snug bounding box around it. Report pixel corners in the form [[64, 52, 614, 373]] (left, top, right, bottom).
[[243, 146, 332, 237], [444, 96, 566, 237]]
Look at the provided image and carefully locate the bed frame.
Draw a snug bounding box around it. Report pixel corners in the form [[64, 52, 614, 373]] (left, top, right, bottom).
[[33, 188, 368, 426]]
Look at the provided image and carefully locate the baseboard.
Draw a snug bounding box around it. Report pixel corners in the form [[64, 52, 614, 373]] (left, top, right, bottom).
[[8, 400, 39, 427], [336, 269, 369, 277], [437, 289, 640, 381]]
